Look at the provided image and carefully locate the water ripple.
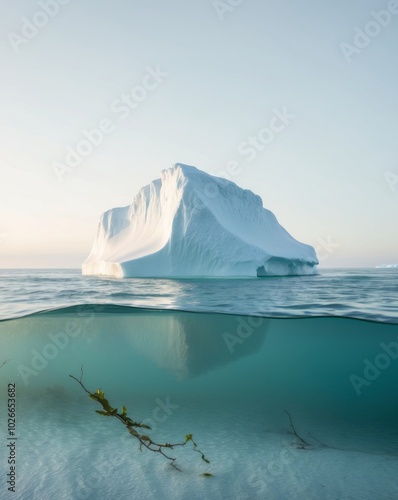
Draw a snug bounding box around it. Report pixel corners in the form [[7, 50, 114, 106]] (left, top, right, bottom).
[[0, 268, 397, 322]]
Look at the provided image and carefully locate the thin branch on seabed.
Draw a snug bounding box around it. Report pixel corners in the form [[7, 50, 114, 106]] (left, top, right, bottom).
[[69, 366, 212, 475], [284, 410, 310, 448], [0, 358, 11, 369]]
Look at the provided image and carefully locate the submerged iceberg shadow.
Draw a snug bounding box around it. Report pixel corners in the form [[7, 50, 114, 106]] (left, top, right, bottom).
[[119, 309, 269, 379]]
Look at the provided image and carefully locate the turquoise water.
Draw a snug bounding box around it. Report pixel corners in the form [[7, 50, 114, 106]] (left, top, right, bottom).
[[0, 269, 398, 499]]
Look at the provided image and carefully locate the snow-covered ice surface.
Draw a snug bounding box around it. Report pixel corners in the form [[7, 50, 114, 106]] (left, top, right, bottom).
[[1, 307, 398, 499], [82, 164, 318, 278]]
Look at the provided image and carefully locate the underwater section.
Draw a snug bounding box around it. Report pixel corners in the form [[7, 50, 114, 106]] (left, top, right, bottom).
[[0, 305, 398, 499]]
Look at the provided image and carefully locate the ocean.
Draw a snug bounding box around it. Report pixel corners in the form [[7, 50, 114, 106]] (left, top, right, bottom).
[[0, 268, 397, 499]]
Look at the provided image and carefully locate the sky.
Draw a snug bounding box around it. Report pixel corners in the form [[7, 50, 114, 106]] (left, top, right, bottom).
[[0, 0, 397, 268]]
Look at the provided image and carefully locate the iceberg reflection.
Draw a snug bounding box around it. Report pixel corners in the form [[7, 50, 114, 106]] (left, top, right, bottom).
[[118, 309, 269, 378]]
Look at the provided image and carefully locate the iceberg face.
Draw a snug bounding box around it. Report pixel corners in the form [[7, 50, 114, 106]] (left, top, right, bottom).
[[82, 164, 319, 277]]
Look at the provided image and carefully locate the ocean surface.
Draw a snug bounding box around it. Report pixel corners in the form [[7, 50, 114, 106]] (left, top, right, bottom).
[[0, 268, 397, 500], [0, 267, 397, 322]]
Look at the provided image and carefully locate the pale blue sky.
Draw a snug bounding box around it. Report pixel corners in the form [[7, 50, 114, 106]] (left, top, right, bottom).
[[0, 0, 397, 268]]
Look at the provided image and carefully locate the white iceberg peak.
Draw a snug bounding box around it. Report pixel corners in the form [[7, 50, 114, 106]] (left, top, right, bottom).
[[82, 164, 319, 277]]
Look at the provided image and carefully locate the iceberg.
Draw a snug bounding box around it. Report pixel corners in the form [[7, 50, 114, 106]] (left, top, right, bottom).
[[82, 164, 318, 277]]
